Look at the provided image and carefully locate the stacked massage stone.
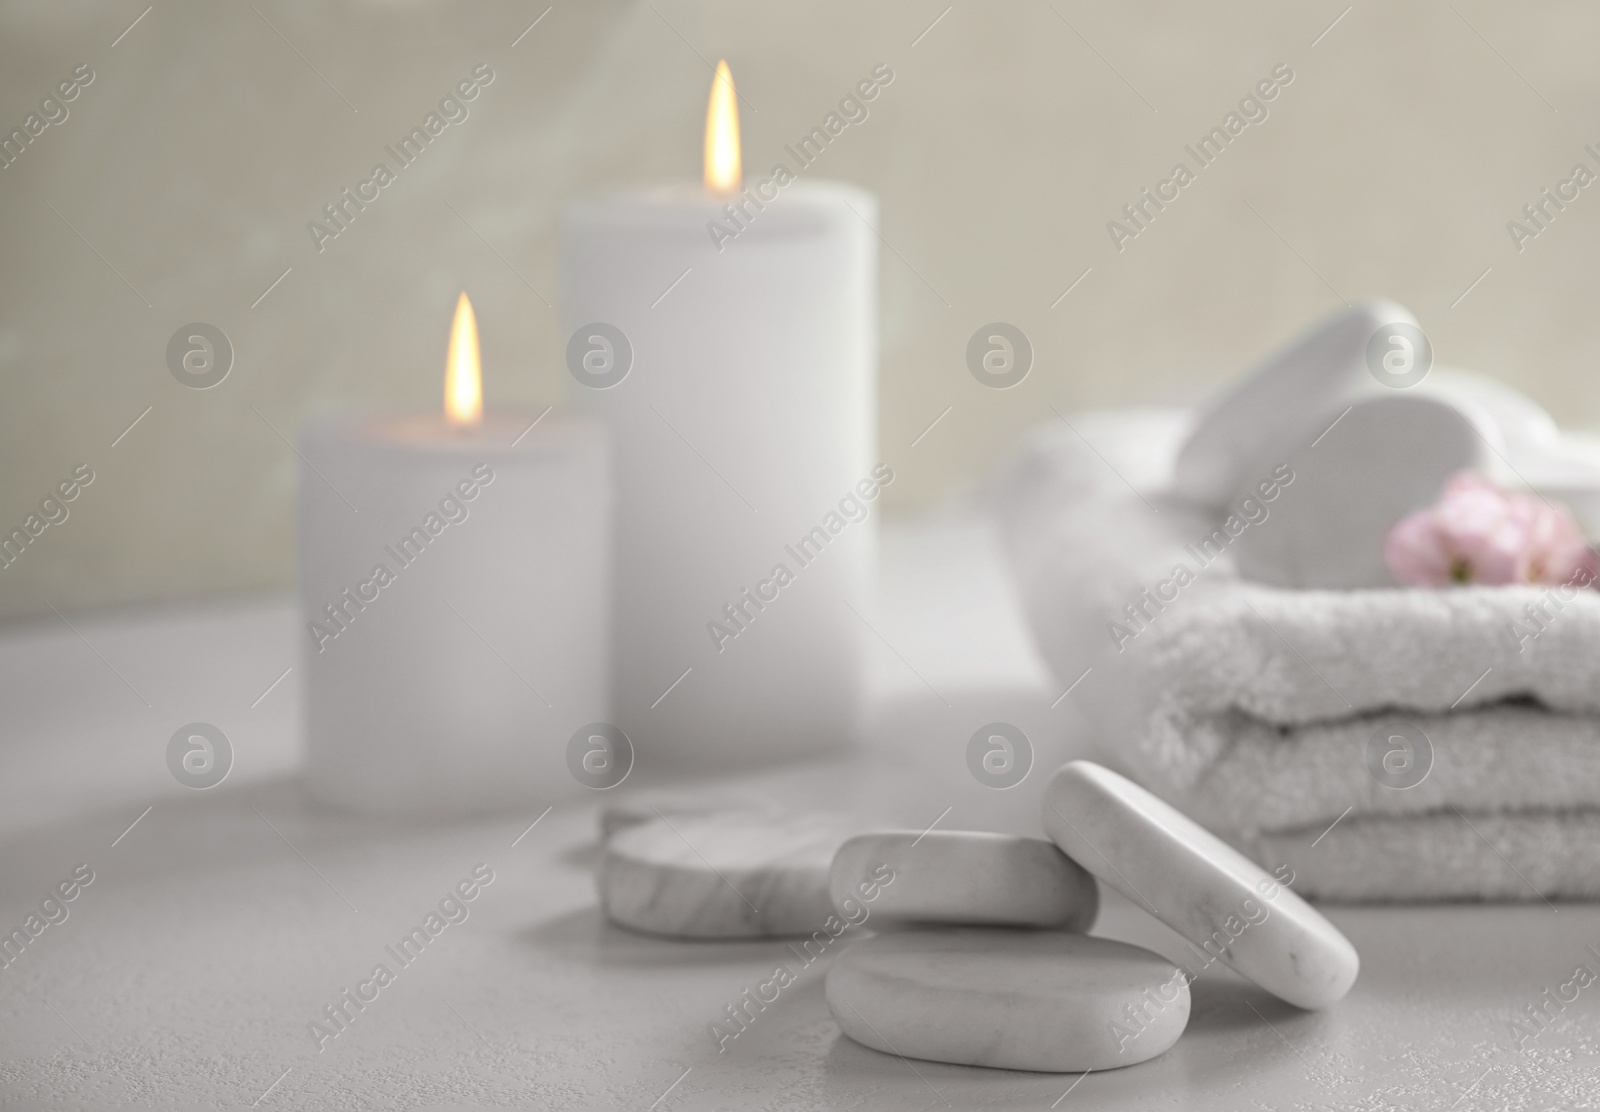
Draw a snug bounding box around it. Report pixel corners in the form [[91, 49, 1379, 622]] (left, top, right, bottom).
[[598, 761, 1359, 1073]]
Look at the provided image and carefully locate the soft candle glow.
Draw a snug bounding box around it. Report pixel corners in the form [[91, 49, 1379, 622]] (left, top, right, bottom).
[[703, 59, 741, 194], [444, 291, 483, 428]]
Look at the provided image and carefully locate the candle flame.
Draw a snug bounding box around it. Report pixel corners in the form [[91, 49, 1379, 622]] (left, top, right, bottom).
[[703, 59, 741, 194], [444, 291, 482, 428]]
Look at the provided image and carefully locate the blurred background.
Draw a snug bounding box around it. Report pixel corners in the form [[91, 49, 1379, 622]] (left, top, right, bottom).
[[4, 0, 1599, 623]]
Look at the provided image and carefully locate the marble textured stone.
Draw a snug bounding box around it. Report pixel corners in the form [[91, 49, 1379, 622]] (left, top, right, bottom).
[[597, 789, 783, 841], [599, 811, 857, 938], [830, 830, 1098, 930], [826, 928, 1190, 1072], [1042, 761, 1359, 1009]]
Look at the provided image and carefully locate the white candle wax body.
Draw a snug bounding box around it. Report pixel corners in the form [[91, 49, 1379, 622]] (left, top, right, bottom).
[[298, 412, 610, 814], [567, 181, 878, 767]]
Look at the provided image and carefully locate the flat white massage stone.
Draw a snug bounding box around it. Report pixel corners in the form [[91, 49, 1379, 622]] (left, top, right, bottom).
[[599, 811, 856, 938], [826, 928, 1190, 1072], [830, 830, 1098, 929], [1043, 761, 1359, 1009]]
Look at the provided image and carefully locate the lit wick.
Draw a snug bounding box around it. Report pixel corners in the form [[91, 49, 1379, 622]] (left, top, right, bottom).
[[703, 59, 741, 195], [444, 291, 482, 429]]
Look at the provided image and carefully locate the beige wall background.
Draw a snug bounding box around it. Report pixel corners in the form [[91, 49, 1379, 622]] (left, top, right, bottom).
[[3, 0, 1599, 623]]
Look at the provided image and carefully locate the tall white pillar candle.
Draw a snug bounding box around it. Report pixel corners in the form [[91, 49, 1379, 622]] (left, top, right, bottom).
[[298, 410, 610, 814], [566, 178, 878, 768]]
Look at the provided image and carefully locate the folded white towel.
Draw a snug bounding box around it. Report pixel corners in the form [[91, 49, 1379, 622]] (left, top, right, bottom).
[[995, 410, 1600, 901], [1244, 812, 1600, 903]]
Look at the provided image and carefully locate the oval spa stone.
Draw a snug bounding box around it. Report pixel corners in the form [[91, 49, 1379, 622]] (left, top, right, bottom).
[[1042, 761, 1359, 1009], [599, 811, 858, 938], [826, 929, 1190, 1072], [830, 830, 1098, 930]]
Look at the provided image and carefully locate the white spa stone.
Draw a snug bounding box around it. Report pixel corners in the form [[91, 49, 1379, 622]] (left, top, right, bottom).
[[1228, 392, 1484, 589], [826, 928, 1189, 1072], [829, 830, 1098, 930], [1042, 761, 1359, 1009], [599, 811, 857, 938], [597, 789, 783, 841]]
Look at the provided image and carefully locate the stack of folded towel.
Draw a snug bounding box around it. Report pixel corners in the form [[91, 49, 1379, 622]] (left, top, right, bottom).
[[996, 406, 1600, 902]]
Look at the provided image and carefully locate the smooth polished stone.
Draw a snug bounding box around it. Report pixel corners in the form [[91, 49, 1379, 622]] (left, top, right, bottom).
[[830, 830, 1098, 930], [1228, 392, 1484, 589], [1042, 761, 1359, 1009], [1173, 299, 1417, 508], [826, 929, 1189, 1072], [597, 789, 783, 841], [599, 811, 857, 938]]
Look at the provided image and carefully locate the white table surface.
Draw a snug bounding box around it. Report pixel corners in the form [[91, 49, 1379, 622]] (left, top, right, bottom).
[[2, 520, 1596, 1110]]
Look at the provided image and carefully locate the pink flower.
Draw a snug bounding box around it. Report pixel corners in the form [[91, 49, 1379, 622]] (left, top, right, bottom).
[[1384, 471, 1599, 588]]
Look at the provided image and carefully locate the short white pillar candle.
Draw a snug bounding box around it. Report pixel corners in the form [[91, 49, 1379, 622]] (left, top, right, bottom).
[[298, 296, 611, 814]]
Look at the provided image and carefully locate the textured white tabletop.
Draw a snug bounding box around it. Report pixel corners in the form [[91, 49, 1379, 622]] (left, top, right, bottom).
[[2, 521, 1595, 1109]]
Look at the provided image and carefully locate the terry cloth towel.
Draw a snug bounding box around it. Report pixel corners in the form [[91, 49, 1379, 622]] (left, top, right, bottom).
[[995, 408, 1600, 902]]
